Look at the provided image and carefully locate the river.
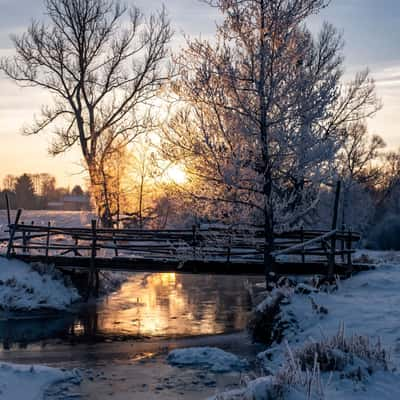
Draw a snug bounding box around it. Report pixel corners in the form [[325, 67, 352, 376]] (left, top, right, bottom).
[[0, 272, 264, 399]]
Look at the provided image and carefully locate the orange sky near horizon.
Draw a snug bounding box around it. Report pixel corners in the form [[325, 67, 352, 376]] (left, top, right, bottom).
[[0, 81, 86, 188], [0, 0, 399, 189]]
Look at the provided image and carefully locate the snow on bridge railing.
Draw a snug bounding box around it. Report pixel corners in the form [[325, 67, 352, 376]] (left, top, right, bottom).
[[271, 230, 338, 257], [3, 208, 360, 270]]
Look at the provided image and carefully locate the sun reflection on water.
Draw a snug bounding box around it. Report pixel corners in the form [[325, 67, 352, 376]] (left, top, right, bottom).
[[76, 272, 259, 338]]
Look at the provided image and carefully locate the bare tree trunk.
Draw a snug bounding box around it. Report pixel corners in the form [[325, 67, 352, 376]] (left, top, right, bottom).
[[258, 0, 274, 283], [138, 175, 145, 230], [100, 168, 113, 228], [88, 163, 113, 228], [1, 0, 172, 228]]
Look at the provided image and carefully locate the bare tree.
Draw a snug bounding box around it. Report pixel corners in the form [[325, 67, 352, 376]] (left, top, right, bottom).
[[1, 0, 172, 226], [163, 0, 380, 269], [2, 175, 17, 192], [129, 138, 157, 229]]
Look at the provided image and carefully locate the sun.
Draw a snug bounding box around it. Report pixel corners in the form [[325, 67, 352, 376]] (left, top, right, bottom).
[[166, 165, 187, 184]]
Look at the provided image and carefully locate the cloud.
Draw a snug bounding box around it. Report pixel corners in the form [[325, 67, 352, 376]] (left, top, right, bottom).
[[0, 0, 399, 181], [369, 65, 400, 100]]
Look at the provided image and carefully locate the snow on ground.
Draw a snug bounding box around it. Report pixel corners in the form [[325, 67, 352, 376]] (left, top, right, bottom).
[[0, 210, 96, 234], [0, 257, 80, 311], [277, 264, 400, 365], [0, 362, 81, 400], [167, 347, 249, 373], [212, 259, 400, 399], [354, 249, 400, 265]]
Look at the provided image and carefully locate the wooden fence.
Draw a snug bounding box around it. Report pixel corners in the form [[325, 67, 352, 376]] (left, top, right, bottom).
[[4, 212, 360, 265], [0, 209, 360, 296]]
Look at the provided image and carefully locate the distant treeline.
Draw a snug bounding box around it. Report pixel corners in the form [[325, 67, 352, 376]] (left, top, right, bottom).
[[0, 173, 90, 210]]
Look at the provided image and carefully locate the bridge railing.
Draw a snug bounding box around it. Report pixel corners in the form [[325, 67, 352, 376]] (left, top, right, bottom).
[[3, 210, 360, 267]]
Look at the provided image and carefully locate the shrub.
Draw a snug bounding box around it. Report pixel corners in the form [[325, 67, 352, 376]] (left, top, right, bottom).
[[289, 323, 390, 379], [276, 325, 390, 400], [214, 327, 391, 400]]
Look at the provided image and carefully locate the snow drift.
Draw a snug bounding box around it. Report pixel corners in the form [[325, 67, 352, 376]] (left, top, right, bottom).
[[0, 257, 80, 311], [214, 263, 400, 399], [167, 347, 249, 373], [0, 362, 81, 400]]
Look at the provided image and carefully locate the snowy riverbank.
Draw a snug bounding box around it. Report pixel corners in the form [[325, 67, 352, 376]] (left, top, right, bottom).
[[0, 257, 80, 312], [3, 250, 400, 399], [207, 261, 400, 399], [0, 362, 81, 400]]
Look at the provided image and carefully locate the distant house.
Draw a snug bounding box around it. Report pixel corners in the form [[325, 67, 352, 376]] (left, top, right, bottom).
[[47, 195, 91, 211], [47, 201, 64, 211], [62, 195, 91, 211]]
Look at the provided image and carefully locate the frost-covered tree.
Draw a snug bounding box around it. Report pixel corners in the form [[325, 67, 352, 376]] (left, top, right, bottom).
[[0, 0, 172, 226], [163, 0, 379, 266], [336, 122, 385, 230]]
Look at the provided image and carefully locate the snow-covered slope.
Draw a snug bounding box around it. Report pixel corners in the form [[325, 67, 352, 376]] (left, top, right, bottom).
[[0, 362, 81, 400], [0, 257, 80, 311], [213, 263, 400, 399], [278, 265, 400, 365]]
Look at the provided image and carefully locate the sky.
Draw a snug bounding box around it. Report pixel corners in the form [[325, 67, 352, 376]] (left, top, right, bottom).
[[0, 0, 399, 188]]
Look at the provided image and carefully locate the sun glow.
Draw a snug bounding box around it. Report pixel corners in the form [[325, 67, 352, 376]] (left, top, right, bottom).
[[165, 165, 188, 185]]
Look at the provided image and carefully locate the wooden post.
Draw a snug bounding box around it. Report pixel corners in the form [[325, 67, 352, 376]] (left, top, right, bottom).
[[73, 237, 79, 256], [27, 221, 34, 254], [6, 209, 22, 259], [88, 219, 98, 298], [328, 181, 341, 276], [331, 181, 341, 230], [22, 222, 27, 254], [339, 223, 346, 264], [347, 229, 353, 269], [5, 193, 11, 226], [45, 222, 51, 261], [300, 226, 305, 264], [113, 231, 119, 257], [192, 225, 197, 259], [224, 227, 233, 263]]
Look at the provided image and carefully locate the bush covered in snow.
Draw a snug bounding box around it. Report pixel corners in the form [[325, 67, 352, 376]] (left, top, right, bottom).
[[292, 324, 389, 376], [275, 326, 392, 399], [213, 328, 392, 400]]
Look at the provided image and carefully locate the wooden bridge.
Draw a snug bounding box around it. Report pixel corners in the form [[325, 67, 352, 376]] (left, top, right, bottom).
[[2, 209, 361, 288]]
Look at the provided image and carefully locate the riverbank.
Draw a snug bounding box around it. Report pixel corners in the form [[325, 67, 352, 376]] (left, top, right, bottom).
[[0, 258, 80, 312], [0, 332, 263, 400], [4, 253, 400, 399], [0, 269, 261, 398], [215, 259, 400, 399]]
